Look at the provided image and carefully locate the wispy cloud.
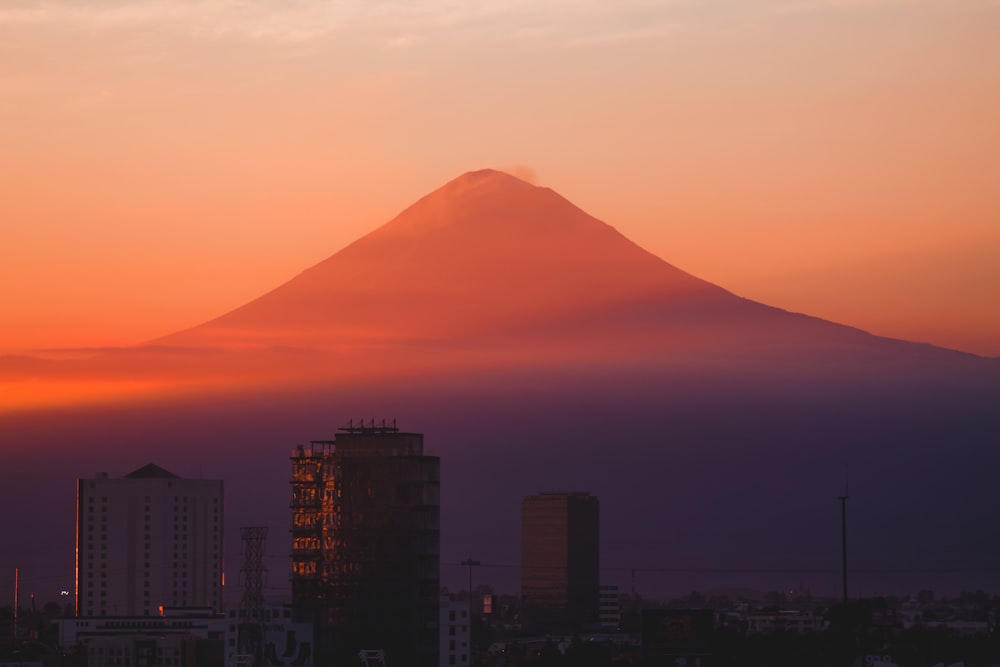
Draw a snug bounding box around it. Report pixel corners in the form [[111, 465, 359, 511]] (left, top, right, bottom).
[[2, 0, 990, 48], [770, 0, 960, 13], [0, 0, 358, 43], [564, 23, 680, 48], [0, 0, 693, 47]]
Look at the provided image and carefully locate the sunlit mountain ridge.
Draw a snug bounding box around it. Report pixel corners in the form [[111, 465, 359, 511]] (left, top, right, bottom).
[[160, 168, 726, 348], [1, 169, 994, 412]]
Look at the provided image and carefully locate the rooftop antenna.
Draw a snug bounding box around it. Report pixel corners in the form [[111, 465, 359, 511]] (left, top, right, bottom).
[[238, 527, 268, 667], [339, 418, 399, 434]]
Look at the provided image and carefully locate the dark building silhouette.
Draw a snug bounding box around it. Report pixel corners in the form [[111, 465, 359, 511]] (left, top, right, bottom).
[[291, 421, 439, 667], [641, 609, 714, 660], [520, 492, 599, 631]]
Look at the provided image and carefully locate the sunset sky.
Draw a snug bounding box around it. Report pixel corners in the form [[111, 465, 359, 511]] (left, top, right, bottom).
[[2, 0, 998, 357]]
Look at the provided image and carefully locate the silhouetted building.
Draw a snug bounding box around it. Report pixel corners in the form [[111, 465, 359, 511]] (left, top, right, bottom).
[[76, 465, 223, 618], [520, 492, 599, 631], [641, 609, 713, 660], [291, 421, 440, 667]]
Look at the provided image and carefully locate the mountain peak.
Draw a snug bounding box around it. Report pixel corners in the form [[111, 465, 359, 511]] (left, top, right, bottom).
[[426, 167, 540, 209], [371, 167, 560, 240], [164, 167, 723, 350], [448, 168, 529, 188]]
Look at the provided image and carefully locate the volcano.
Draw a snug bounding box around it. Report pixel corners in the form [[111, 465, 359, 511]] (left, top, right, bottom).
[[166, 168, 727, 348], [1, 169, 998, 605], [122, 168, 984, 396]]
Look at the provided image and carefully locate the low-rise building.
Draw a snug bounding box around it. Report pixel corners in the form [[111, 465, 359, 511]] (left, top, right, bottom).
[[745, 610, 825, 635], [58, 608, 226, 649], [222, 604, 313, 667]]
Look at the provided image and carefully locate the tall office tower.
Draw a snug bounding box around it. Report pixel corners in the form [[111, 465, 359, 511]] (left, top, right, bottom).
[[291, 421, 440, 667], [520, 492, 600, 631], [76, 464, 224, 617]]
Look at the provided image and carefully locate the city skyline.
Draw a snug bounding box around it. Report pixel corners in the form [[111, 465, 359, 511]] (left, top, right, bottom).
[[10, 445, 999, 611]]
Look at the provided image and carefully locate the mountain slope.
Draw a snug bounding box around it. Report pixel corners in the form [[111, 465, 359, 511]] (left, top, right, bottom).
[[2, 168, 993, 413], [162, 169, 724, 348], [158, 169, 968, 367]]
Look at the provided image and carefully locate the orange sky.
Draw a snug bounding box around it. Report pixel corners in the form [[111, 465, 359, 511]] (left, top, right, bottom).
[[2, 0, 998, 357]]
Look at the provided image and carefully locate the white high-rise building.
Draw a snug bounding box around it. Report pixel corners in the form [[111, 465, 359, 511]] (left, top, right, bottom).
[[76, 464, 223, 617], [439, 596, 470, 667]]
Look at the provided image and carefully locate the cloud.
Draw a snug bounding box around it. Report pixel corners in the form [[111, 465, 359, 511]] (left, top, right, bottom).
[[563, 23, 679, 48], [0, 0, 694, 47], [769, 0, 958, 13], [501, 164, 539, 185], [0, 0, 355, 43], [4, 0, 985, 48]]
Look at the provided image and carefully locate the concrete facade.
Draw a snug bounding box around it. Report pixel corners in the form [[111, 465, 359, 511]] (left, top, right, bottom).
[[76, 465, 223, 618]]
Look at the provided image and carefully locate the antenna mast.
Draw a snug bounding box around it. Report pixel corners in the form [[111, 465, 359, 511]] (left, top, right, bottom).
[[238, 527, 268, 667]]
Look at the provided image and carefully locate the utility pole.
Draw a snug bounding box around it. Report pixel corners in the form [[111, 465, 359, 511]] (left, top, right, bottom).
[[839, 494, 848, 603], [460, 556, 480, 658], [13, 567, 18, 642], [460, 557, 481, 607]]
